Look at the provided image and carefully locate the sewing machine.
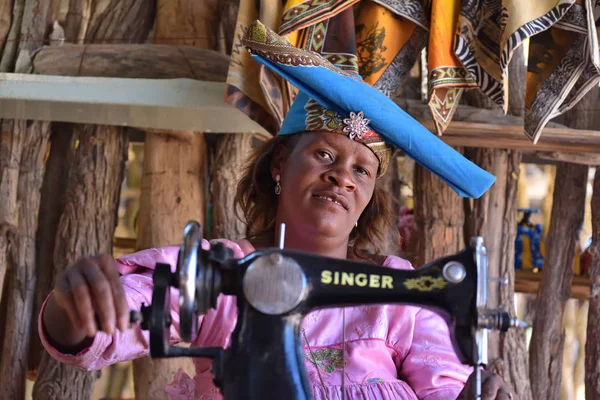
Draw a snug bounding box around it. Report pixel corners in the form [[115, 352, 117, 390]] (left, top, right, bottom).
[[130, 221, 526, 399]]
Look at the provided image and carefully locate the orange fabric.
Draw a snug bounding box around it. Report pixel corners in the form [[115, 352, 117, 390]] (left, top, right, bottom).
[[427, 0, 476, 135], [355, 2, 415, 86]]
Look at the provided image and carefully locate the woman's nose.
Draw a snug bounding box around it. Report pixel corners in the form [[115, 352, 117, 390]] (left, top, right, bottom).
[[326, 168, 355, 191]]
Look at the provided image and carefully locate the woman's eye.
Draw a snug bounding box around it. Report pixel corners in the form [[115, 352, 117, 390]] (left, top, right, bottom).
[[355, 166, 370, 176], [317, 150, 333, 160]]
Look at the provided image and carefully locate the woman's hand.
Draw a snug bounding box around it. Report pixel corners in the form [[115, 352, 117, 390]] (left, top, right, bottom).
[[457, 370, 518, 400], [50, 254, 130, 339]]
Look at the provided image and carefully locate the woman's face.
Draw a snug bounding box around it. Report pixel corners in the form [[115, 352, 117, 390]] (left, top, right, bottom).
[[272, 132, 379, 239]]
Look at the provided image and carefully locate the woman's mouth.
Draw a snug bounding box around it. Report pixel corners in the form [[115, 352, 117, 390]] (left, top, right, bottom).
[[313, 195, 348, 211]]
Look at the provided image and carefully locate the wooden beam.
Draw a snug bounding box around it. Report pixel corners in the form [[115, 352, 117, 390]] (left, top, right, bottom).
[[397, 98, 600, 154], [514, 271, 590, 301], [426, 121, 600, 154], [32, 44, 229, 81], [528, 151, 600, 166]]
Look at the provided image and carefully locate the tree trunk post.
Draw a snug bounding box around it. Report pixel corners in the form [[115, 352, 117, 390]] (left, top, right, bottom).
[[0, 121, 51, 399], [131, 1, 225, 397], [410, 158, 465, 265], [0, 0, 60, 396], [584, 88, 600, 400], [463, 47, 531, 399], [31, 1, 156, 398], [209, 133, 256, 240], [528, 89, 595, 400], [132, 130, 206, 399], [28, 126, 73, 375], [32, 125, 129, 399]]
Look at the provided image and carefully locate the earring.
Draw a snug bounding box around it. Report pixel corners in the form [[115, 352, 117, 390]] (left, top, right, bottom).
[[274, 174, 281, 195], [355, 221, 358, 228]]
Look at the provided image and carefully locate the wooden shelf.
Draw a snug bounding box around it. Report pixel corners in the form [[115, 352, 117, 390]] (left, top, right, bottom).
[[515, 270, 590, 300], [114, 236, 137, 250]]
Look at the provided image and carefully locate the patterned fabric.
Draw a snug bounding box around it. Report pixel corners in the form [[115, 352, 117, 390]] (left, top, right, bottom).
[[455, 0, 575, 111], [225, 0, 358, 134], [280, 0, 359, 36], [524, 0, 600, 143], [427, 0, 477, 134], [355, 1, 427, 97], [305, 348, 345, 373], [225, 0, 286, 133], [243, 20, 495, 198], [39, 240, 472, 400], [245, 21, 361, 78], [281, 4, 360, 114], [226, 0, 600, 147], [281, 93, 393, 176]]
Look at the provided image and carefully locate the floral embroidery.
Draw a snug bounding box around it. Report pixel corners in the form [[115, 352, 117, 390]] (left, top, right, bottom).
[[422, 353, 442, 368], [305, 348, 344, 373], [366, 377, 385, 384], [303, 309, 321, 325], [164, 368, 195, 400]]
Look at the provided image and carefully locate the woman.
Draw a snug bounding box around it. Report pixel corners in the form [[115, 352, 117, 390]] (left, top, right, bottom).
[[39, 21, 514, 400]]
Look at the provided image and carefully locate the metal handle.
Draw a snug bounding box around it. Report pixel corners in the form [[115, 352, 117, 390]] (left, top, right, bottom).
[[177, 221, 203, 342]]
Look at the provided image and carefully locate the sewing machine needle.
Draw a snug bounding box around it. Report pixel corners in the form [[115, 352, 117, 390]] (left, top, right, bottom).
[[279, 223, 286, 249], [475, 366, 482, 399]]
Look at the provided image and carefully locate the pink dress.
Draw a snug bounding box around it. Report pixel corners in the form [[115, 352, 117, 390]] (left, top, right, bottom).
[[39, 239, 471, 400]]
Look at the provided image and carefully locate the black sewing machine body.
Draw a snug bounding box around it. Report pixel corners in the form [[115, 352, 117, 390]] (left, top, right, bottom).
[[131, 221, 520, 400]]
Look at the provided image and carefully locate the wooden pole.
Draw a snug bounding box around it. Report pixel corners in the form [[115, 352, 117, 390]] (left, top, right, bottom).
[[0, 121, 51, 400], [132, 132, 205, 400], [28, 126, 73, 374], [585, 89, 600, 400], [0, 0, 25, 72], [207, 0, 256, 243], [409, 159, 465, 265], [209, 133, 255, 240], [32, 125, 129, 399], [64, 0, 92, 44], [561, 299, 577, 400], [409, 52, 463, 265], [0, 0, 59, 397], [83, 0, 155, 44], [131, 3, 227, 397], [528, 161, 587, 400], [464, 47, 531, 399], [0, 120, 24, 307], [31, 1, 156, 398], [528, 89, 595, 400]]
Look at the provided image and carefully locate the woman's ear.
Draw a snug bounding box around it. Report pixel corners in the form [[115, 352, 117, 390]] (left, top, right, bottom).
[[270, 143, 288, 181]]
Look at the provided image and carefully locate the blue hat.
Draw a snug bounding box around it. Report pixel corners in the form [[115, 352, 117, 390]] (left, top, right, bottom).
[[241, 20, 495, 198]]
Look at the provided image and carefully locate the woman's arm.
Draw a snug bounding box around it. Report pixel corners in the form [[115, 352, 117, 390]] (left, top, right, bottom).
[[39, 247, 184, 371], [39, 265, 181, 370], [40, 239, 250, 372]]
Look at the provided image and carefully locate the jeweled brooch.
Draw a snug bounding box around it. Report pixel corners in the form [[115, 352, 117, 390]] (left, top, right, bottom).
[[343, 111, 371, 140]]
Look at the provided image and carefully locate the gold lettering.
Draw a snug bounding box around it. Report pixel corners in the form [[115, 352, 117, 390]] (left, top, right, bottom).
[[369, 274, 380, 288], [320, 270, 394, 289], [341, 272, 354, 286], [381, 276, 393, 289], [321, 270, 332, 284], [355, 273, 368, 287]]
